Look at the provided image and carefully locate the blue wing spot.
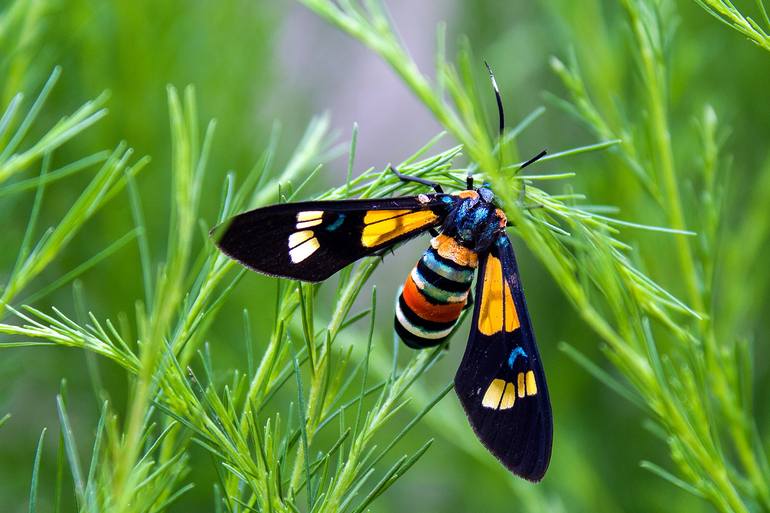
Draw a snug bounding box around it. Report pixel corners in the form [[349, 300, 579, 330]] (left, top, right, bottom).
[[507, 347, 528, 369], [326, 214, 346, 232]]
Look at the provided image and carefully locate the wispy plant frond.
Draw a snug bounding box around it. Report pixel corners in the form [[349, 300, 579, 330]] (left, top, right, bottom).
[[692, 0, 770, 53], [297, 2, 770, 513], [0, 1, 767, 512], [0, 88, 467, 512]]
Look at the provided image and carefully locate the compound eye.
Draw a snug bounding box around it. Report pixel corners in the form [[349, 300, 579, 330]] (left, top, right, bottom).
[[479, 187, 495, 203]]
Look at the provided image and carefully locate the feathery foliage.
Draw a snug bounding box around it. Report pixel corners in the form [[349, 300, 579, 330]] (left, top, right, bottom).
[[0, 76, 464, 511], [1, 0, 769, 512], [692, 0, 770, 52], [298, 1, 770, 512]]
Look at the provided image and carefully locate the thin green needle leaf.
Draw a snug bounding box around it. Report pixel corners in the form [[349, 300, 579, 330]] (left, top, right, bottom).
[[505, 140, 622, 169], [56, 394, 84, 506], [368, 381, 452, 469], [23, 229, 140, 305], [346, 122, 358, 196], [586, 212, 697, 235], [11, 152, 50, 282], [354, 287, 376, 439], [0, 67, 61, 162], [508, 106, 546, 140], [519, 172, 576, 181], [127, 167, 153, 308], [559, 342, 645, 410], [0, 93, 23, 143], [0, 151, 108, 199], [244, 309, 255, 377], [28, 428, 46, 513], [292, 354, 315, 509], [640, 461, 706, 497]]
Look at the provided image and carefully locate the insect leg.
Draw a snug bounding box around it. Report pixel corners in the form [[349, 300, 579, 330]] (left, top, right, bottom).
[[373, 245, 398, 261], [389, 166, 444, 194]]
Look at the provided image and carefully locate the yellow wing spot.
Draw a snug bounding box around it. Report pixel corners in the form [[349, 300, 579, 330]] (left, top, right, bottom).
[[499, 382, 516, 410], [482, 379, 506, 409], [477, 255, 520, 335], [517, 372, 526, 398], [361, 210, 438, 247], [430, 234, 478, 267], [526, 370, 538, 396], [297, 211, 323, 222]]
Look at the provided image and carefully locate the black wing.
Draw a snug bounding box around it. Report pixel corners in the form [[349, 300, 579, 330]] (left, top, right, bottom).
[[212, 194, 455, 282], [454, 233, 552, 481]]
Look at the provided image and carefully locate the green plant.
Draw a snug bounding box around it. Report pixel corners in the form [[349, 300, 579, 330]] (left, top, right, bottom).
[[296, 1, 770, 513], [692, 0, 770, 53], [0, 81, 480, 511], [0, 34, 667, 513], [0, 66, 146, 314], [2, 0, 769, 512]]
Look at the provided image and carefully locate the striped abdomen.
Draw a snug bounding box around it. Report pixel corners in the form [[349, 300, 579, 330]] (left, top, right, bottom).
[[395, 235, 478, 348]]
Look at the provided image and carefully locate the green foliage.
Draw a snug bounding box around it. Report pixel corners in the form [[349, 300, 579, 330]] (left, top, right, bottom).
[[1, 0, 769, 513], [692, 0, 770, 52], [546, 1, 770, 511], [300, 1, 770, 513], [0, 76, 471, 511], [0, 66, 146, 311]]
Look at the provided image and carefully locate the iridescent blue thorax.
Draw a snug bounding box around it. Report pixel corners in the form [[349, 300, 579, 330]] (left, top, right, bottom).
[[441, 188, 507, 253]]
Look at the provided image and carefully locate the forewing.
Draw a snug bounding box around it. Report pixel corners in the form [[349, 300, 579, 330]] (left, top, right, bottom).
[[454, 233, 552, 481], [212, 195, 453, 282]]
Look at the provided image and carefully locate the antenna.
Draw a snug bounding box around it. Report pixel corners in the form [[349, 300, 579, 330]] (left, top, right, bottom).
[[482, 61, 546, 197], [484, 62, 547, 173], [519, 149, 547, 170], [484, 60, 505, 136], [483, 61, 506, 186]]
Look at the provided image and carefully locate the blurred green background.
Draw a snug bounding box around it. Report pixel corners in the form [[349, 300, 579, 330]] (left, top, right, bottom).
[[1, 0, 769, 512]]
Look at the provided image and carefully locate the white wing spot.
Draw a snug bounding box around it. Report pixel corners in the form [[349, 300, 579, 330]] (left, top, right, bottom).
[[289, 237, 320, 263], [289, 230, 314, 249], [296, 219, 323, 229], [296, 211, 323, 222]]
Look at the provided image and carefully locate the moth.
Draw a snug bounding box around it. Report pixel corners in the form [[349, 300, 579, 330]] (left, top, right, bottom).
[[212, 66, 552, 481]]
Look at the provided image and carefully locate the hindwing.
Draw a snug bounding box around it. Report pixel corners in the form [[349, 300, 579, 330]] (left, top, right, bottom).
[[454, 233, 552, 481]]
